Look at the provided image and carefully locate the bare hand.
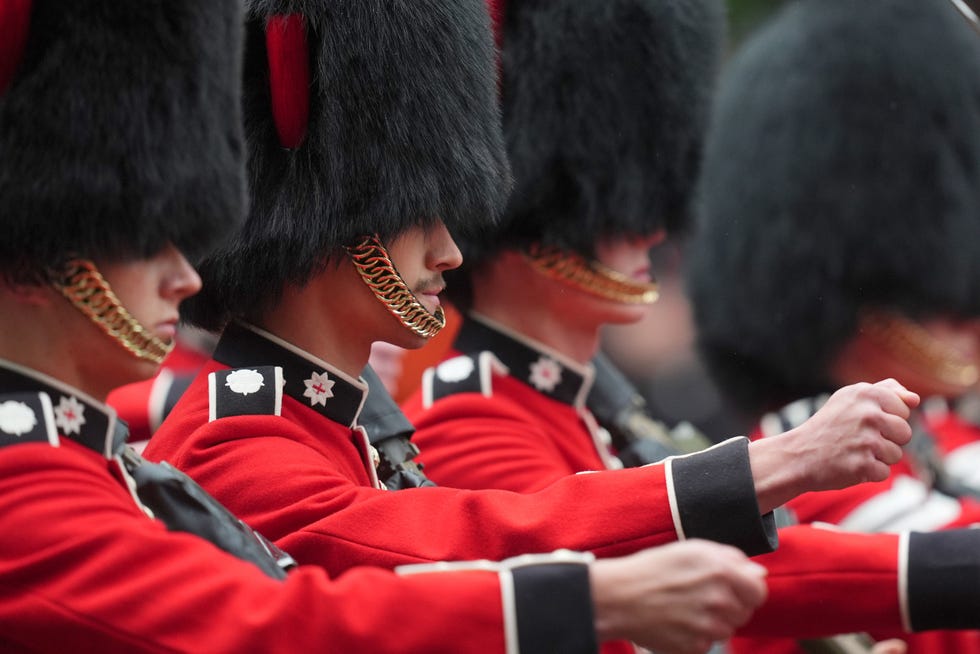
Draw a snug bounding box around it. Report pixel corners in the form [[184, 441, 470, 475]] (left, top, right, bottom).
[[871, 639, 907, 654], [590, 540, 767, 654], [751, 379, 919, 510]]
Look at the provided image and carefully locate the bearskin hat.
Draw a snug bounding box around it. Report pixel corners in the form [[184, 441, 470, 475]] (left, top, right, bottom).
[[457, 0, 726, 270], [184, 0, 510, 330], [686, 0, 980, 416], [0, 0, 245, 284]]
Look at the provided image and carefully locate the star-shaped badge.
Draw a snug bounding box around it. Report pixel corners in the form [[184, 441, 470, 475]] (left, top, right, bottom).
[[528, 356, 562, 393], [303, 371, 336, 407], [54, 395, 86, 435]]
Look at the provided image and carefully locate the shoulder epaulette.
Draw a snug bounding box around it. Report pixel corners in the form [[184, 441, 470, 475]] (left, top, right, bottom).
[[421, 352, 508, 409], [0, 392, 59, 448], [208, 366, 284, 422]]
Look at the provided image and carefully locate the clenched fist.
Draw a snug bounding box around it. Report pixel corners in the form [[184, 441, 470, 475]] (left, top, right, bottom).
[[749, 379, 919, 513], [590, 539, 768, 653]]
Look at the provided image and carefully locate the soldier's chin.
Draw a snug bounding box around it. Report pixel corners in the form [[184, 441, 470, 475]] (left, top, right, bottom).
[[394, 327, 432, 351], [132, 358, 164, 381]]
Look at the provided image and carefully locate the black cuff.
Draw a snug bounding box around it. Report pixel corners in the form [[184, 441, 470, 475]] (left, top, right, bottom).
[[669, 437, 778, 556], [907, 530, 980, 631], [512, 562, 598, 654]]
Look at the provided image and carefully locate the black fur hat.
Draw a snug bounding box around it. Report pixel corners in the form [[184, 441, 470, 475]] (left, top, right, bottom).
[[686, 0, 980, 416], [0, 0, 246, 284], [184, 0, 510, 330], [459, 0, 726, 270]]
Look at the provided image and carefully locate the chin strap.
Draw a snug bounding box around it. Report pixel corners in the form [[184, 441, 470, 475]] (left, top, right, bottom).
[[52, 259, 174, 364], [525, 246, 659, 305], [860, 313, 980, 391], [346, 235, 446, 339]]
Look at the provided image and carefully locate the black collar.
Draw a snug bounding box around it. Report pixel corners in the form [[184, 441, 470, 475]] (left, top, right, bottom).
[[455, 315, 594, 408], [213, 323, 367, 428], [0, 359, 126, 457]]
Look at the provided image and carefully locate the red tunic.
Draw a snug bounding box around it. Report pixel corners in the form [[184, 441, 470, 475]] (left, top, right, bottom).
[[106, 339, 210, 446], [0, 359, 600, 654], [403, 316, 980, 652], [922, 399, 980, 497], [147, 322, 778, 574], [731, 396, 980, 653]]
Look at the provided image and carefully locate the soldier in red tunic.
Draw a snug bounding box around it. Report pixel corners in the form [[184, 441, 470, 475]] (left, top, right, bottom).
[[0, 2, 776, 652], [143, 0, 980, 652], [684, 0, 980, 652], [401, 0, 980, 651]]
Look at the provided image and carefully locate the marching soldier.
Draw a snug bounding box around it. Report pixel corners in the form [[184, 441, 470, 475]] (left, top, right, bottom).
[[142, 0, 980, 651], [402, 0, 980, 651], [0, 2, 776, 652], [686, 0, 980, 651], [147, 0, 926, 586]]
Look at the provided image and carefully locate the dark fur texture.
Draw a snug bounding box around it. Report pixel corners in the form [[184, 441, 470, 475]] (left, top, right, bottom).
[[445, 0, 725, 311], [0, 0, 245, 283], [184, 0, 509, 330], [686, 0, 980, 416]]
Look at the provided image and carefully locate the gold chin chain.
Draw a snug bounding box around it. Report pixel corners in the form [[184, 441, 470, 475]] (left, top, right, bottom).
[[52, 259, 174, 364], [861, 314, 980, 389], [345, 235, 446, 339], [525, 246, 660, 305]]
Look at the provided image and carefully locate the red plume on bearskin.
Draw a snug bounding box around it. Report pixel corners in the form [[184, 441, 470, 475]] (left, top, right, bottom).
[[0, 0, 31, 95], [265, 14, 309, 149], [486, 0, 505, 49], [184, 0, 510, 330]]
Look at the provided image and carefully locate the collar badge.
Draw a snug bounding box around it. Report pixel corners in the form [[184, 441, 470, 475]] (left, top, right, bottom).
[[0, 400, 37, 436], [54, 395, 86, 435], [436, 357, 476, 383], [303, 371, 336, 407], [529, 356, 562, 393], [225, 369, 266, 396]]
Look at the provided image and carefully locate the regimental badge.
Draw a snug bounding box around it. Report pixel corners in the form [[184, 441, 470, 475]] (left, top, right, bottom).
[[303, 371, 336, 407], [435, 356, 476, 383], [0, 400, 37, 437], [422, 352, 506, 408], [225, 369, 266, 396], [54, 395, 86, 435], [209, 367, 284, 422], [528, 356, 562, 393], [0, 393, 59, 447]]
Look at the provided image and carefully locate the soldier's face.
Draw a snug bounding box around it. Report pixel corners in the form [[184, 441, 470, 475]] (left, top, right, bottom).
[[594, 231, 666, 287], [357, 221, 462, 350], [833, 314, 980, 400], [94, 243, 202, 346], [589, 230, 667, 326], [85, 244, 202, 385], [384, 221, 462, 322]]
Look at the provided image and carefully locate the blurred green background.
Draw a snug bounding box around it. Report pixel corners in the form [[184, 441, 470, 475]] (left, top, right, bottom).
[[727, 0, 783, 46]]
